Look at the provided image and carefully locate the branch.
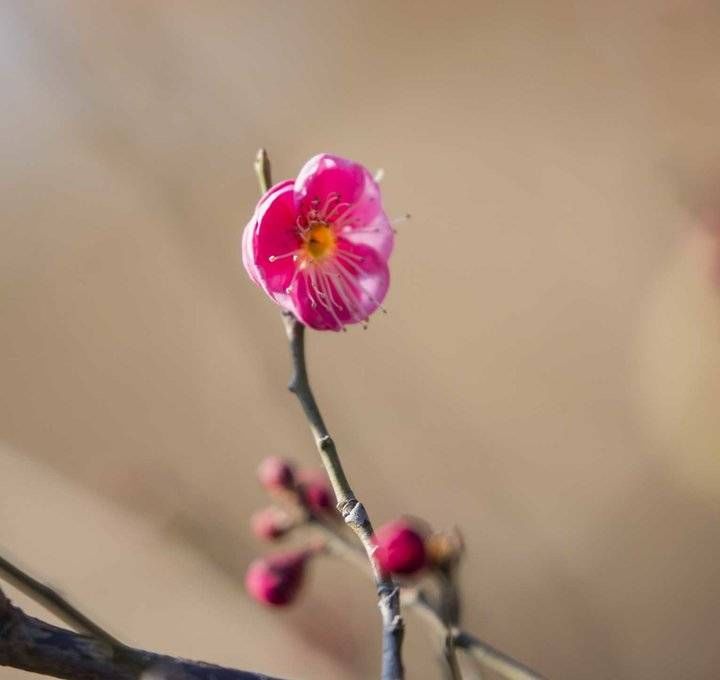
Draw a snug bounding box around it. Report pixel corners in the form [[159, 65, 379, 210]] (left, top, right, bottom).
[[0, 586, 283, 680], [254, 148, 404, 680], [453, 630, 544, 680], [403, 590, 545, 680], [309, 518, 543, 680], [0, 552, 121, 648], [282, 314, 404, 680]]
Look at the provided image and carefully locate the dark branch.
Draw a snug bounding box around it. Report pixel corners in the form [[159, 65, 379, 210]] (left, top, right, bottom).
[[452, 630, 545, 680], [0, 553, 122, 648], [0, 587, 282, 680]]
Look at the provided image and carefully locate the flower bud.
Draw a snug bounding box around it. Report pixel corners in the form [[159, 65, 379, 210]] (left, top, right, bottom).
[[374, 519, 427, 575], [250, 507, 292, 541], [245, 550, 309, 606], [257, 456, 295, 493], [298, 469, 334, 514], [425, 528, 464, 570]]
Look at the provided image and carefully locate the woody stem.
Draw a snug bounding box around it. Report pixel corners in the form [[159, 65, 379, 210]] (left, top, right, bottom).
[[253, 148, 404, 680]]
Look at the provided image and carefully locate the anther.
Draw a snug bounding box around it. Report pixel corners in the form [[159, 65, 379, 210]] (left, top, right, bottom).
[[392, 213, 411, 225]]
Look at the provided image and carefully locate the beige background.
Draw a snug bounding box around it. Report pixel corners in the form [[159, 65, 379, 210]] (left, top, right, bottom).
[[2, 2, 720, 679]]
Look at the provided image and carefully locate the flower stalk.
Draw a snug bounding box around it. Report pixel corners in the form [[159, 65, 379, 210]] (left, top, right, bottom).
[[255, 149, 404, 680]]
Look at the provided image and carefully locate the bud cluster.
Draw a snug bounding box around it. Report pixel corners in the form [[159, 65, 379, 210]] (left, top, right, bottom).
[[245, 456, 336, 606], [245, 456, 465, 609]]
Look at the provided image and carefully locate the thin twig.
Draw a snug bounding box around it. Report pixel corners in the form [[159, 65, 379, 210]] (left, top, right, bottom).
[[309, 516, 543, 680], [0, 552, 122, 649], [404, 590, 544, 680], [281, 312, 404, 680], [436, 566, 463, 679], [254, 148, 404, 680], [443, 630, 464, 680], [0, 586, 282, 680], [452, 631, 544, 680], [309, 517, 373, 575]]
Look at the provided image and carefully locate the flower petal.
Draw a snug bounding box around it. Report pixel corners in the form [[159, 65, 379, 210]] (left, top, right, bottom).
[[333, 239, 391, 319], [290, 242, 390, 331], [250, 180, 301, 296], [241, 214, 261, 287], [339, 209, 394, 260], [294, 154, 394, 258]]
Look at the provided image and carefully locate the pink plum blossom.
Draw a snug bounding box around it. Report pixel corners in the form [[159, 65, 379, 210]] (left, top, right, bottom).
[[242, 154, 394, 331]]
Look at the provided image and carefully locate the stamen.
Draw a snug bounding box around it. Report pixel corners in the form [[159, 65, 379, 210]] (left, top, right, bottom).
[[310, 265, 345, 330], [318, 192, 340, 220], [268, 249, 300, 263], [300, 270, 318, 309], [332, 203, 356, 227], [334, 258, 387, 314], [335, 249, 364, 263], [285, 266, 302, 294], [317, 268, 343, 310], [342, 225, 381, 234], [324, 260, 365, 322], [308, 267, 331, 310]]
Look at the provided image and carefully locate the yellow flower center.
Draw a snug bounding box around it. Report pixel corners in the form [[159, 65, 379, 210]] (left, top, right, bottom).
[[303, 221, 336, 261]]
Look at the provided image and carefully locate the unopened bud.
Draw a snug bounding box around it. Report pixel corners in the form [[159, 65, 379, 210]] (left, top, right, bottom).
[[298, 469, 334, 514], [257, 456, 295, 493], [425, 528, 464, 570], [375, 519, 427, 575], [250, 507, 292, 541], [245, 550, 310, 606]]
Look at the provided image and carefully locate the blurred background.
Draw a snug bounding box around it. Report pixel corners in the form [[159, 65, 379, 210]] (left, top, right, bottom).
[[2, 1, 720, 678]]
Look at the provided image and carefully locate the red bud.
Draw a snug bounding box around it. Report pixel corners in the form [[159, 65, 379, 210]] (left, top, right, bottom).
[[425, 528, 464, 570], [298, 469, 334, 513], [375, 519, 427, 575], [257, 456, 295, 492], [245, 550, 309, 606], [250, 507, 292, 541]]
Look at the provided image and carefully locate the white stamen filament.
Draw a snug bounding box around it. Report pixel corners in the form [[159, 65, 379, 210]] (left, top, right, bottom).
[[301, 269, 319, 309], [329, 204, 357, 229], [335, 249, 364, 263], [318, 192, 340, 220], [309, 265, 345, 330], [323, 259, 367, 322], [318, 269, 343, 311], [334, 257, 386, 313], [343, 225, 381, 234], [324, 201, 351, 223], [268, 249, 300, 263]]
